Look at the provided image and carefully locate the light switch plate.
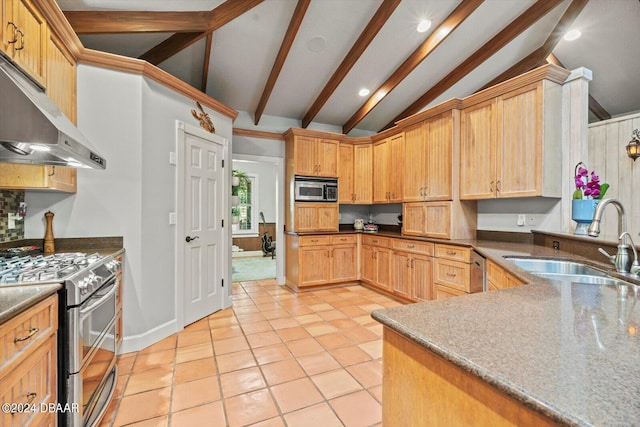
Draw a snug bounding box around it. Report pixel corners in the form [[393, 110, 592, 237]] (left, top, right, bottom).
[[169, 212, 177, 224], [169, 152, 177, 165]]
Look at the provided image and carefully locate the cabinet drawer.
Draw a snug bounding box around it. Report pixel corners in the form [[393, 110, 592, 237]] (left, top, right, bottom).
[[361, 235, 390, 247], [392, 239, 434, 256], [0, 295, 57, 373], [330, 234, 357, 245], [435, 244, 471, 263], [433, 284, 467, 300], [0, 334, 57, 427], [433, 258, 471, 292], [299, 235, 332, 246]]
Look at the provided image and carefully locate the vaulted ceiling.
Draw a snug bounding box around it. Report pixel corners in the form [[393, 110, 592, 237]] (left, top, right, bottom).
[[55, 0, 640, 134]]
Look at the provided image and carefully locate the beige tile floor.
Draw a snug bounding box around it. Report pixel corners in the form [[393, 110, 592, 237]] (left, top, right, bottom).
[[99, 279, 403, 426]]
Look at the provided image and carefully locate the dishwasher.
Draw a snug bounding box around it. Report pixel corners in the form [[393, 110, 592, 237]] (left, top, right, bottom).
[[470, 250, 487, 292]]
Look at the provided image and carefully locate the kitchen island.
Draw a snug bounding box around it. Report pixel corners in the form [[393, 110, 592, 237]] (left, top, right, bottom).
[[373, 242, 640, 427]]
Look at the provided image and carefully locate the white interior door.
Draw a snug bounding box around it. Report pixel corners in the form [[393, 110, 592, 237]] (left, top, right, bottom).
[[181, 125, 225, 326]]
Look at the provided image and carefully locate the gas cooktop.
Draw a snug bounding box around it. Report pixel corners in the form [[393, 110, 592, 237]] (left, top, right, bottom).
[[0, 252, 103, 285]]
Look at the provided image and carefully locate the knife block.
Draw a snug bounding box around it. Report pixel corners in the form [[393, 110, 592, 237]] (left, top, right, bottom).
[[44, 211, 55, 254]]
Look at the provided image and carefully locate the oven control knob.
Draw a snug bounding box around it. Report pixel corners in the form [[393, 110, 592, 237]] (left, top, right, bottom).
[[79, 279, 89, 294]]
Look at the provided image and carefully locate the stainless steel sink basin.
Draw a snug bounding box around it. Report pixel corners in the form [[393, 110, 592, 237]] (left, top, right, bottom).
[[505, 258, 608, 277]]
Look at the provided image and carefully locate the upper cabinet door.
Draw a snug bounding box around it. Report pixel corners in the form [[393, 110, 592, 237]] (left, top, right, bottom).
[[372, 139, 390, 203], [496, 83, 542, 198], [338, 143, 354, 203], [353, 144, 373, 204], [316, 139, 338, 177], [424, 113, 453, 200], [403, 123, 426, 202], [389, 134, 404, 202], [294, 136, 318, 176], [460, 99, 496, 199]]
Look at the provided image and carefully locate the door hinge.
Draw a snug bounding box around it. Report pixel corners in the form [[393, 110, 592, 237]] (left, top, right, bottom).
[[222, 159, 224, 167], [221, 278, 224, 288], [222, 219, 224, 227]]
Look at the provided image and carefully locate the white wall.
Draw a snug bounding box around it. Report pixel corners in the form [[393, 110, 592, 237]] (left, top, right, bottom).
[[25, 64, 233, 352]]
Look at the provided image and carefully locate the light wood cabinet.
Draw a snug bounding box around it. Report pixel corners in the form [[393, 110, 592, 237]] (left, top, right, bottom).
[[286, 234, 357, 290], [432, 244, 480, 299], [288, 134, 339, 177], [460, 80, 562, 200], [0, 294, 58, 427], [338, 143, 372, 204], [0, 163, 77, 192], [46, 27, 76, 123], [391, 239, 434, 301], [487, 259, 525, 291], [360, 235, 392, 292], [115, 252, 124, 349], [402, 201, 476, 240], [1, 0, 47, 85], [373, 134, 403, 203], [403, 111, 455, 202], [293, 203, 338, 232]]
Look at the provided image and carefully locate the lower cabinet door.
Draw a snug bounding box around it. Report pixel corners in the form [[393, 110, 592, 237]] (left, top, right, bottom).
[[299, 247, 330, 286], [376, 248, 392, 290], [411, 255, 433, 302], [361, 245, 376, 284], [391, 251, 411, 298], [331, 245, 357, 282]]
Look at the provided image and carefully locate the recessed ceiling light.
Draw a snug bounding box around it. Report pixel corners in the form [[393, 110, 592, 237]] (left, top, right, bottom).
[[358, 88, 370, 97], [563, 29, 581, 41], [417, 19, 432, 33], [307, 35, 327, 52]]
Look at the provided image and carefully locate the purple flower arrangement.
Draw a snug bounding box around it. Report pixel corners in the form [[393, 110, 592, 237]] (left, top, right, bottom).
[[573, 162, 609, 200]]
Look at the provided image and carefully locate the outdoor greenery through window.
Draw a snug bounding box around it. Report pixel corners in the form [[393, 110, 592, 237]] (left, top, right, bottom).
[[232, 173, 258, 236]]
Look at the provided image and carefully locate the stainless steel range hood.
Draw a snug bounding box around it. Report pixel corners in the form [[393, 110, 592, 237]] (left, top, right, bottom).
[[0, 54, 106, 169]]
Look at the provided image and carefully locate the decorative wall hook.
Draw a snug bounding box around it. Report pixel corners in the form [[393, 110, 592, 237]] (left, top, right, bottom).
[[191, 101, 215, 133]]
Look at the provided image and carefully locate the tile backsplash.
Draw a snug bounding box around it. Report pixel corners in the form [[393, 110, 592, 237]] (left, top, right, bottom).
[[0, 190, 25, 242]]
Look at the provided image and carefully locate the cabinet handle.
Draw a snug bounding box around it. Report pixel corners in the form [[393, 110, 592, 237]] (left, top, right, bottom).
[[6, 22, 18, 44], [406, 259, 411, 267], [14, 29, 24, 51], [10, 392, 37, 414], [490, 181, 494, 193], [311, 239, 318, 242], [372, 240, 378, 244], [411, 259, 414, 268], [419, 187, 424, 196], [373, 252, 377, 260], [446, 250, 457, 255], [496, 180, 501, 192], [446, 272, 457, 277], [340, 238, 347, 241], [14, 327, 39, 343], [407, 244, 415, 249]]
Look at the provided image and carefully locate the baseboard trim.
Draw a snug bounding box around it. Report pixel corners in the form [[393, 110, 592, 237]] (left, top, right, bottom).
[[119, 319, 177, 354]]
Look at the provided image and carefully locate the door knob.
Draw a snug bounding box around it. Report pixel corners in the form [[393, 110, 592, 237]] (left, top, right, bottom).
[[185, 236, 199, 242]]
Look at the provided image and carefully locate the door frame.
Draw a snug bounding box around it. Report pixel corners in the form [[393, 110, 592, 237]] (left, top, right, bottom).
[[175, 121, 231, 331], [232, 153, 285, 285]]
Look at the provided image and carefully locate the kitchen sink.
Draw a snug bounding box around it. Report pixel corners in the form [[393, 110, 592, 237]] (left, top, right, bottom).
[[534, 273, 628, 286], [505, 258, 608, 277]]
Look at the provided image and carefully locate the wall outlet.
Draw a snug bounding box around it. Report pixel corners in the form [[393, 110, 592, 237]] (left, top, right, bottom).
[[517, 214, 525, 226], [527, 214, 540, 226]]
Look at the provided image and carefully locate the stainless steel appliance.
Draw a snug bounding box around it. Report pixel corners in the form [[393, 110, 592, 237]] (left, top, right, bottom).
[[470, 250, 487, 292], [0, 252, 122, 426], [294, 176, 338, 202], [0, 54, 106, 169]]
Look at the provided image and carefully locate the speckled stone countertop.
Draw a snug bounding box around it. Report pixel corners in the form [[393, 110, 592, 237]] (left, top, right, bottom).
[[373, 241, 640, 427], [0, 283, 61, 325]]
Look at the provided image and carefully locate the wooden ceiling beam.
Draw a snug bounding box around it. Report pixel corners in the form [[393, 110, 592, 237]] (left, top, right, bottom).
[[254, 0, 311, 125], [201, 34, 214, 92], [139, 0, 264, 66], [301, 0, 402, 129], [383, 0, 564, 130], [63, 11, 211, 34], [479, 0, 588, 90], [341, 0, 483, 134]]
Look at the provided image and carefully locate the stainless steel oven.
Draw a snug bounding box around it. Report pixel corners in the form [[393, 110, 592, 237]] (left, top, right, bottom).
[[67, 274, 118, 427], [294, 176, 338, 202]]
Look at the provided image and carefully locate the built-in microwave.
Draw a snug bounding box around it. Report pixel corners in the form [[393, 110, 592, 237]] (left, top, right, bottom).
[[294, 176, 338, 202]]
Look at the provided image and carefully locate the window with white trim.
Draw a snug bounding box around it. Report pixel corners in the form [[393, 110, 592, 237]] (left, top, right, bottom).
[[232, 173, 258, 236]]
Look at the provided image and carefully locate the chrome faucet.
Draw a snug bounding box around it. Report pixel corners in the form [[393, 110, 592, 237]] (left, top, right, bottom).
[[588, 198, 637, 275]]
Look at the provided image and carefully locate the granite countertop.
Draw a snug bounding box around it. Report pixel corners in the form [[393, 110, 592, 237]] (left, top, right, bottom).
[[372, 241, 640, 427], [0, 283, 61, 325]]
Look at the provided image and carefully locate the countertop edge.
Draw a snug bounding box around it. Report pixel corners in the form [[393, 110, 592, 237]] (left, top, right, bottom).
[[0, 283, 61, 325], [371, 307, 585, 427]]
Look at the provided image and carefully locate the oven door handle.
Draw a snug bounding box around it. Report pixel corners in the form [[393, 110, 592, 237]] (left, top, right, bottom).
[[80, 282, 117, 318]]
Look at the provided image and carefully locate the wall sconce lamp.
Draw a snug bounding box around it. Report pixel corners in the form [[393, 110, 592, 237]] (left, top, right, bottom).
[[627, 129, 640, 161]]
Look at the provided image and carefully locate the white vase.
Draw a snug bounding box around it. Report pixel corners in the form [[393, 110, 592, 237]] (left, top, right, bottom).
[[232, 195, 240, 206], [232, 176, 240, 186], [232, 215, 239, 224]]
